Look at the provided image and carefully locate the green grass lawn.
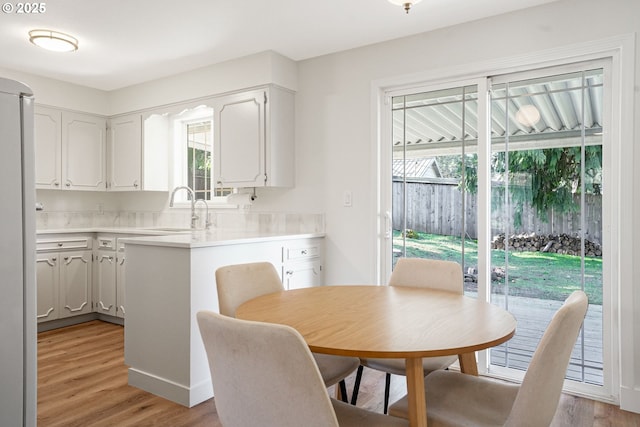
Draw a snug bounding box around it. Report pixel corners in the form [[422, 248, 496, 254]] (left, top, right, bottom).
[[394, 230, 603, 305]]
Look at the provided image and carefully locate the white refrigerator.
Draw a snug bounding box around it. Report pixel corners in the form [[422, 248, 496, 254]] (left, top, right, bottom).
[[0, 77, 37, 427]]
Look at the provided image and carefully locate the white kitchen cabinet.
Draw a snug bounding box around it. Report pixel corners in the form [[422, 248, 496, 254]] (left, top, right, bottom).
[[62, 111, 107, 191], [108, 114, 142, 191], [59, 249, 93, 318], [36, 236, 93, 322], [94, 236, 117, 317], [36, 254, 59, 322], [214, 85, 294, 189], [282, 240, 324, 290], [107, 113, 169, 192], [34, 106, 107, 191], [93, 235, 128, 319], [116, 240, 126, 319], [34, 106, 62, 189]]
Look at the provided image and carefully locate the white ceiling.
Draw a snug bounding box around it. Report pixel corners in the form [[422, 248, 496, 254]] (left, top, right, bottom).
[[0, 0, 555, 91]]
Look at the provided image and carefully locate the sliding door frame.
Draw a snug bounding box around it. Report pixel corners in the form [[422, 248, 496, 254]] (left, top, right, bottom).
[[371, 34, 634, 406]]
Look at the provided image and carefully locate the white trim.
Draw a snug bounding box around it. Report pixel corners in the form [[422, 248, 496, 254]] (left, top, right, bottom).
[[371, 33, 635, 408]]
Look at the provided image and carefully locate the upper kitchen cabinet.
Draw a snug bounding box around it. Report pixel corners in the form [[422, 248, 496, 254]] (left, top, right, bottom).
[[107, 113, 169, 191], [214, 85, 294, 189], [34, 106, 62, 189], [35, 106, 107, 191], [108, 114, 141, 191], [62, 112, 107, 190]]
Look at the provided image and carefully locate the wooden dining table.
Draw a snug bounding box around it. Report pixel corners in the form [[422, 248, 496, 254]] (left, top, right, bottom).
[[236, 285, 517, 427]]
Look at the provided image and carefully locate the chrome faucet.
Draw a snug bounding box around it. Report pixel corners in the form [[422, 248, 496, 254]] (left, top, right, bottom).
[[169, 186, 198, 229], [194, 199, 211, 230]]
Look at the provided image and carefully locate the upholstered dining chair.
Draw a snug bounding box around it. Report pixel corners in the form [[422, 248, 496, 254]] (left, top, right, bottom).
[[197, 310, 410, 427], [388, 290, 589, 427], [351, 257, 464, 413], [215, 262, 360, 402]]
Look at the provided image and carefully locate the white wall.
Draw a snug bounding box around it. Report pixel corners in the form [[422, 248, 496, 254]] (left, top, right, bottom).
[[0, 67, 109, 115], [294, 0, 639, 412]]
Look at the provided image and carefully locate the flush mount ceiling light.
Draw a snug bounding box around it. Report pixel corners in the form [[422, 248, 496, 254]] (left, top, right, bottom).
[[388, 0, 423, 14], [515, 104, 541, 127], [29, 29, 78, 52]]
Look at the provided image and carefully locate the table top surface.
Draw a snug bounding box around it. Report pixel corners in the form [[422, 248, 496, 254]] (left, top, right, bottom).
[[236, 285, 517, 359]]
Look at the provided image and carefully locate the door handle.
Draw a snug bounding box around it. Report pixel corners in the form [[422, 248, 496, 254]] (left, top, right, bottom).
[[384, 211, 391, 239]]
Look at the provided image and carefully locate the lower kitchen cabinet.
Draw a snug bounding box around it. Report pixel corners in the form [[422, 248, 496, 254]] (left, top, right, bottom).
[[282, 241, 323, 290], [59, 250, 93, 318], [94, 248, 117, 317], [94, 235, 127, 319], [36, 235, 93, 323], [116, 243, 126, 319], [36, 254, 59, 322]]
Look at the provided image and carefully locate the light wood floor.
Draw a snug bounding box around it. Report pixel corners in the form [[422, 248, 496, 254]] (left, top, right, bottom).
[[38, 320, 640, 426]]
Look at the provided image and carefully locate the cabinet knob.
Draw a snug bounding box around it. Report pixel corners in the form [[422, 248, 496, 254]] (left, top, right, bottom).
[[301, 250, 308, 255], [54, 181, 60, 186], [286, 270, 294, 276], [51, 257, 57, 262], [57, 242, 63, 247], [65, 182, 71, 187]]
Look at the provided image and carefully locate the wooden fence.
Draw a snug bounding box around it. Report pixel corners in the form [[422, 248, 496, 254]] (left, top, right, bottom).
[[392, 179, 603, 243]]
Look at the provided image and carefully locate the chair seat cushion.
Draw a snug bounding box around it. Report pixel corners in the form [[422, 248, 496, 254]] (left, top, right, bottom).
[[361, 355, 458, 376], [331, 399, 409, 426], [314, 353, 360, 387], [388, 370, 519, 427]]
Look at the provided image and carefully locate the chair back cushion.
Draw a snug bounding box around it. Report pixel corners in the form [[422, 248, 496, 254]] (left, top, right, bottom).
[[197, 311, 339, 427], [504, 290, 588, 427], [216, 262, 284, 317], [389, 257, 463, 294]]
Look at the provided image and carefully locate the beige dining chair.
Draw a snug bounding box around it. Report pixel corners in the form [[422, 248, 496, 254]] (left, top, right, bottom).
[[197, 310, 410, 427], [351, 257, 463, 413], [388, 290, 589, 427], [215, 262, 360, 401]]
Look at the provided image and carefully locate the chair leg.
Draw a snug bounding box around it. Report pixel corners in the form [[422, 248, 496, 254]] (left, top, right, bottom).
[[383, 372, 391, 414], [339, 380, 348, 403], [350, 365, 364, 405]]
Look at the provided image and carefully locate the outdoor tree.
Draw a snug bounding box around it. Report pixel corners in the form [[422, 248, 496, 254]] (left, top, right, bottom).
[[445, 146, 602, 227]]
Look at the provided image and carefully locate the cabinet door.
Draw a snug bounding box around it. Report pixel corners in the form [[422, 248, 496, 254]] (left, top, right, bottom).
[[62, 112, 106, 190], [59, 250, 93, 318], [34, 106, 62, 189], [214, 90, 266, 188], [283, 259, 323, 290], [109, 114, 142, 191], [36, 255, 59, 322], [95, 250, 117, 316], [116, 253, 126, 318]]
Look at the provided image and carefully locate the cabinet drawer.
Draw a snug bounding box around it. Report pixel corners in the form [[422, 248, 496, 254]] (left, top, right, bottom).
[[96, 236, 115, 250], [37, 237, 93, 252], [283, 243, 320, 261]]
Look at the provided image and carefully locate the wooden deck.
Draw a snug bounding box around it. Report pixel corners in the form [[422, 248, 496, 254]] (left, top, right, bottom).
[[479, 293, 603, 385]]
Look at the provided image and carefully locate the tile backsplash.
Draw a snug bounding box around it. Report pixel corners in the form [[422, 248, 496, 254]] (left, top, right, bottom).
[[36, 209, 325, 234]]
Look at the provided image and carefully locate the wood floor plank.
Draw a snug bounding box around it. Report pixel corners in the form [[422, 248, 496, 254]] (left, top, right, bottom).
[[38, 320, 640, 427]]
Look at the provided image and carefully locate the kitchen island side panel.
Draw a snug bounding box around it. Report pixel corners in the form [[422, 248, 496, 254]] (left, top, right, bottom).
[[124, 244, 194, 406], [124, 238, 296, 407]]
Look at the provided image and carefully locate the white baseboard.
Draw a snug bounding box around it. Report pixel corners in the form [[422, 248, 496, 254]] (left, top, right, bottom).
[[127, 368, 213, 408], [620, 386, 640, 414]]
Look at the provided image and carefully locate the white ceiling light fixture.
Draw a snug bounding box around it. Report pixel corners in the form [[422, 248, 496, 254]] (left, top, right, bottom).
[[515, 104, 541, 127], [29, 29, 78, 52], [388, 0, 423, 14]]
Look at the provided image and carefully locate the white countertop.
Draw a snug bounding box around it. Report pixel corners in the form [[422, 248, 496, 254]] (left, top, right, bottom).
[[36, 227, 324, 249]]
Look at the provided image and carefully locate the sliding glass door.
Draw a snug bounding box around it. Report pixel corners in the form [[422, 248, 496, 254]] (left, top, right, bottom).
[[391, 85, 478, 288], [385, 61, 610, 394], [488, 68, 604, 386]]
